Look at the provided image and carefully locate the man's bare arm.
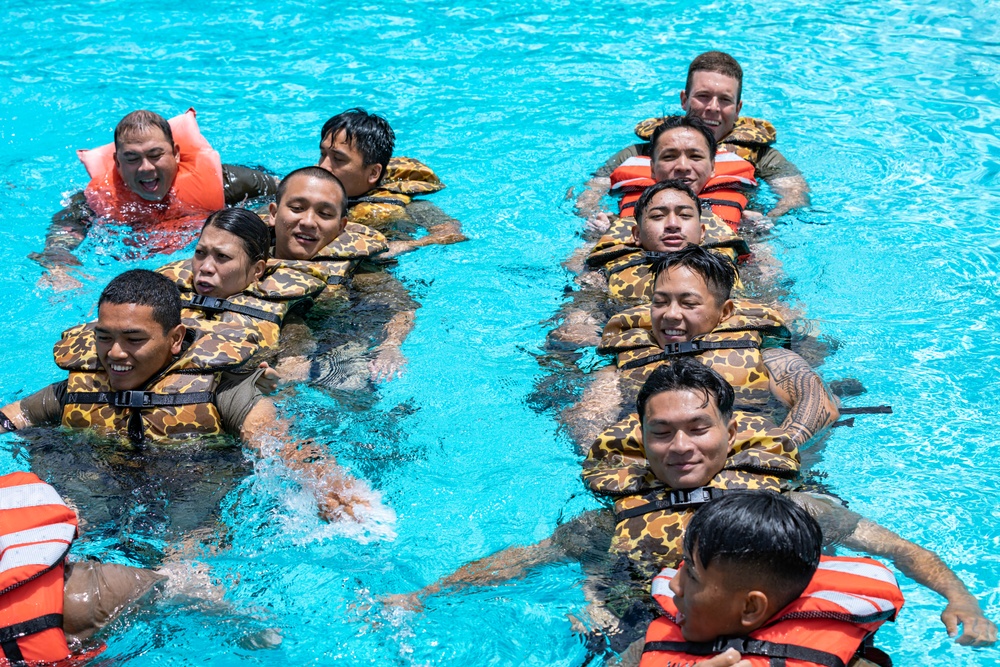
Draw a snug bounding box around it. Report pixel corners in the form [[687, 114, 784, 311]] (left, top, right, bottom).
[[762, 347, 839, 448], [766, 175, 810, 219], [792, 492, 997, 647], [356, 271, 416, 381], [0, 401, 33, 431], [384, 538, 568, 610], [29, 193, 92, 270], [560, 365, 624, 453], [576, 176, 611, 219], [385, 200, 467, 257], [240, 399, 391, 525]]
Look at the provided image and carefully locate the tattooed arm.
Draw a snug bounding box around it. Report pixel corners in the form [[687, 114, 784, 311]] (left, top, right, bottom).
[[792, 492, 997, 647], [762, 347, 839, 448]]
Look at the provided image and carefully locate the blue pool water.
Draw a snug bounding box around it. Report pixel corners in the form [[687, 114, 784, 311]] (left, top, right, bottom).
[[1, 0, 999, 664]]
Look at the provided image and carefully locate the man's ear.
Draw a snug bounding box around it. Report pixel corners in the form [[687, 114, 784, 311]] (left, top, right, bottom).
[[172, 143, 180, 162], [631, 221, 642, 245], [679, 89, 689, 110], [740, 590, 772, 630], [726, 415, 738, 451], [366, 163, 383, 188], [719, 298, 735, 323], [736, 100, 743, 117], [168, 323, 186, 356], [268, 201, 278, 219]]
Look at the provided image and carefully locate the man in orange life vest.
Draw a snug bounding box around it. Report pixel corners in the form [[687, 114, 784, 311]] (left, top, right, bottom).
[[31, 109, 279, 291], [586, 116, 749, 237], [0, 269, 390, 528], [385, 360, 996, 654], [578, 51, 809, 225], [633, 492, 903, 667]]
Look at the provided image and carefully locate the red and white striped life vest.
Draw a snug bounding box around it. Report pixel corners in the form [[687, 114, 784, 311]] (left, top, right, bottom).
[[0, 472, 78, 666], [640, 556, 904, 667]]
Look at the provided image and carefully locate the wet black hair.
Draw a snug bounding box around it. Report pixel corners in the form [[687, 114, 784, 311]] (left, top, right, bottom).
[[98, 269, 181, 333], [651, 244, 737, 306], [648, 115, 718, 163], [202, 208, 270, 264], [114, 110, 174, 149], [275, 166, 348, 217], [636, 357, 735, 425], [634, 179, 702, 226], [684, 491, 821, 610], [320, 108, 395, 184], [687, 51, 743, 104]]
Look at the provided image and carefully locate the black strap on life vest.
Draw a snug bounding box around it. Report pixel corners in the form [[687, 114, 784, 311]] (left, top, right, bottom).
[[700, 196, 745, 213], [0, 411, 17, 432], [65, 390, 216, 446], [0, 614, 64, 666], [620, 339, 759, 370], [66, 390, 215, 409], [615, 487, 732, 521], [185, 294, 281, 324], [348, 195, 408, 207], [644, 637, 846, 667]]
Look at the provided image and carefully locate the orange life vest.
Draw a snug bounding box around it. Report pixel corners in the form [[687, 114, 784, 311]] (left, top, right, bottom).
[[609, 152, 757, 231], [76, 108, 225, 254], [0, 472, 101, 666], [640, 556, 904, 667]]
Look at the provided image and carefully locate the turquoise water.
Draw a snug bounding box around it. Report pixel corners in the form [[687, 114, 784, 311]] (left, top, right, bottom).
[[1, 0, 999, 664]]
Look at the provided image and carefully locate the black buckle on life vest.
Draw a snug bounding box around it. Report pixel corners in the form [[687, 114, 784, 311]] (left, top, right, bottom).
[[188, 294, 228, 313], [661, 341, 699, 355], [111, 390, 152, 408]]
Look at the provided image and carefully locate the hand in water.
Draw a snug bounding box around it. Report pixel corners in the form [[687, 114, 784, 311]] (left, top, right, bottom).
[[254, 362, 281, 395], [942, 599, 998, 646], [369, 345, 406, 382], [272, 355, 312, 384], [381, 592, 424, 612], [37, 265, 91, 293], [586, 211, 611, 236]]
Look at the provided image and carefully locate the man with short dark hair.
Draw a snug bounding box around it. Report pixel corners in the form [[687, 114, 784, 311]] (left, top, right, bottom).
[[0, 269, 390, 526], [316, 108, 466, 255], [386, 359, 996, 655], [33, 109, 279, 290], [261, 166, 418, 382], [639, 492, 904, 667], [550, 179, 744, 349], [578, 51, 809, 223], [565, 245, 835, 450]]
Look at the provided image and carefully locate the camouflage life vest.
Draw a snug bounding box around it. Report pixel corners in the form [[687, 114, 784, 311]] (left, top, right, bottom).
[[274, 221, 389, 292], [582, 412, 799, 574], [53, 323, 263, 446], [633, 116, 778, 165], [156, 258, 328, 350], [156, 220, 386, 348], [347, 157, 445, 228], [598, 301, 790, 412], [586, 211, 748, 304]]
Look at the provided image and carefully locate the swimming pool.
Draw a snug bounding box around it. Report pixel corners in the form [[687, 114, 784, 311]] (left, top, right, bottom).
[[1, 0, 998, 663]]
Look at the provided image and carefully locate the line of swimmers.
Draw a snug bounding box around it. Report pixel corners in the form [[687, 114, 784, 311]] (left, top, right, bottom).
[[0, 51, 996, 666]]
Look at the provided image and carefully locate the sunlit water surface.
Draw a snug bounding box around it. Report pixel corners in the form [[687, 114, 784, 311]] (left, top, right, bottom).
[[1, 0, 999, 664]]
